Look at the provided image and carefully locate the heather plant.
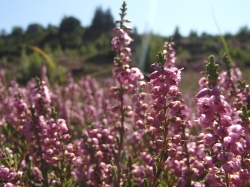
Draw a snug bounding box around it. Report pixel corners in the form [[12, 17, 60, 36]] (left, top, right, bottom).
[[1, 1, 250, 187]]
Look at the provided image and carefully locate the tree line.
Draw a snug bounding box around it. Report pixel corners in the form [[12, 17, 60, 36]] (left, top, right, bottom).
[[0, 7, 250, 83]]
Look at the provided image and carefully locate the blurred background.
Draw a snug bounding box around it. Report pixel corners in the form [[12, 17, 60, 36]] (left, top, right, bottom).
[[0, 0, 250, 86]]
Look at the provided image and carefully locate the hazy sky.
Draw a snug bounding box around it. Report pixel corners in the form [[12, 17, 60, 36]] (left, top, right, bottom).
[[0, 0, 249, 36]]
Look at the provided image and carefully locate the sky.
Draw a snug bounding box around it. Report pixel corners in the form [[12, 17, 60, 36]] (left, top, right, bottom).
[[0, 0, 249, 37]]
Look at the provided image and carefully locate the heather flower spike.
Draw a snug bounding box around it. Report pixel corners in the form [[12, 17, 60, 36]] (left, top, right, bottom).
[[222, 53, 237, 96], [2, 1, 250, 186], [119, 2, 127, 22], [222, 53, 234, 74], [239, 105, 250, 120], [156, 51, 166, 67], [205, 55, 219, 87]]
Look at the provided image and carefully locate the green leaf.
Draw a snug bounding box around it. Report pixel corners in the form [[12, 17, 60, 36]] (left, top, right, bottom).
[[112, 149, 118, 163], [122, 179, 127, 187], [163, 150, 168, 161], [156, 168, 162, 178], [144, 178, 150, 187], [154, 180, 161, 187], [121, 151, 126, 163], [156, 51, 166, 66], [205, 55, 219, 87], [153, 163, 157, 176]]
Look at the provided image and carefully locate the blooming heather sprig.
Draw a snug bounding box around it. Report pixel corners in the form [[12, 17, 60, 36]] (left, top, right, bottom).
[[31, 78, 52, 117], [148, 51, 182, 135], [2, 1, 250, 186], [0, 148, 23, 186], [235, 80, 250, 110], [72, 128, 116, 185], [14, 78, 75, 186], [110, 2, 135, 186], [146, 50, 194, 186], [164, 39, 176, 68], [110, 2, 149, 186], [219, 53, 238, 97], [195, 55, 250, 186]]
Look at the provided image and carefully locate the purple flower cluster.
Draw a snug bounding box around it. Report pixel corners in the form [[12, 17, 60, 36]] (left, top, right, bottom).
[[1, 2, 250, 187], [195, 59, 250, 186]]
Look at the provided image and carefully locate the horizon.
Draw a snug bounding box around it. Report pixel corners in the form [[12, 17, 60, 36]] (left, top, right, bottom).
[[0, 0, 250, 37]]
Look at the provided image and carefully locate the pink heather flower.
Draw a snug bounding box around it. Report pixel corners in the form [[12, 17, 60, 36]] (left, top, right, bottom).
[[150, 71, 161, 80], [151, 119, 161, 128], [155, 112, 166, 121], [239, 169, 250, 180], [199, 114, 213, 128], [111, 36, 122, 50], [155, 96, 166, 107], [123, 33, 133, 45], [193, 182, 205, 187], [204, 156, 214, 167], [217, 151, 233, 162], [170, 101, 181, 111], [177, 177, 187, 187], [196, 88, 210, 99], [168, 86, 179, 96], [211, 96, 232, 115], [168, 148, 177, 158], [148, 157, 155, 166], [215, 126, 228, 137], [197, 97, 213, 114], [211, 86, 220, 96], [141, 103, 148, 110], [203, 134, 216, 145], [129, 67, 144, 82], [172, 135, 182, 144], [220, 115, 233, 127], [135, 120, 144, 129], [222, 161, 238, 174], [206, 173, 218, 185], [199, 77, 208, 88], [32, 167, 43, 182], [123, 47, 131, 56], [212, 143, 223, 153], [228, 124, 242, 141], [231, 174, 243, 186], [114, 68, 130, 84], [0, 166, 10, 179], [147, 116, 154, 125], [4, 183, 14, 187], [155, 139, 163, 149], [57, 119, 68, 133], [116, 28, 125, 37], [222, 136, 234, 149]]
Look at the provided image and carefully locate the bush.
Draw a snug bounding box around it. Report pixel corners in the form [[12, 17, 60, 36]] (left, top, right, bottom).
[[0, 2, 250, 187]]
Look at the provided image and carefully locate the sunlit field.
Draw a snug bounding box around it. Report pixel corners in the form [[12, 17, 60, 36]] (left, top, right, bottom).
[[1, 1, 250, 187]]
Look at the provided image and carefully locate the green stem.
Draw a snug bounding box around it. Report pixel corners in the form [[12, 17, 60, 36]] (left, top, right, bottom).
[[31, 106, 48, 186], [117, 82, 125, 187], [181, 123, 191, 187]]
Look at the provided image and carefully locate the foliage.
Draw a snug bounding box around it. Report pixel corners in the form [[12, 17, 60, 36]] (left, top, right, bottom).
[[1, 2, 250, 187], [0, 6, 250, 84]]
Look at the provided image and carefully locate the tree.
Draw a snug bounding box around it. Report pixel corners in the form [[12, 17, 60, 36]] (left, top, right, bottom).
[[59, 16, 83, 49], [237, 26, 249, 42], [41, 25, 60, 49], [173, 27, 182, 41], [83, 7, 115, 41], [189, 30, 198, 38], [11, 27, 24, 47], [11, 27, 23, 36], [47, 24, 58, 35], [26, 23, 45, 35], [0, 29, 6, 36], [59, 16, 81, 34]]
